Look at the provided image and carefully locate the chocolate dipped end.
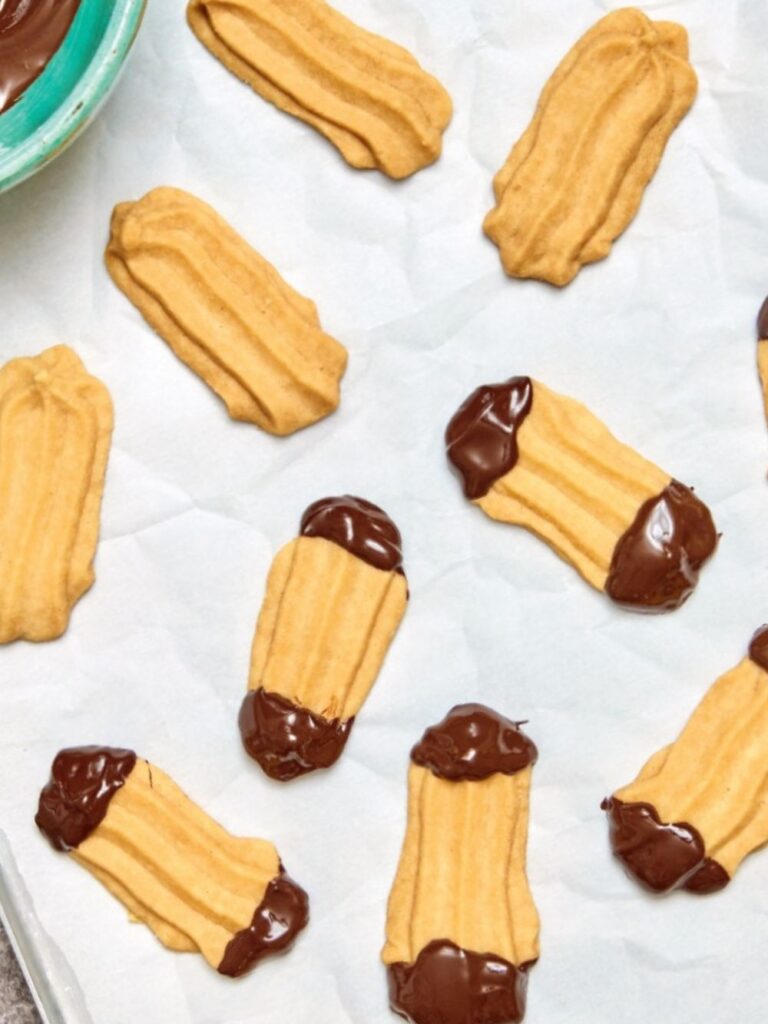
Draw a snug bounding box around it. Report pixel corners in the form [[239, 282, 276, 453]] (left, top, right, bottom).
[[0, 0, 82, 114], [748, 625, 768, 672], [757, 297, 768, 341], [411, 704, 537, 782], [388, 940, 532, 1024], [602, 798, 729, 895], [300, 495, 405, 575], [35, 746, 137, 852], [605, 480, 717, 612], [239, 688, 353, 782], [218, 870, 309, 978], [445, 377, 533, 500]]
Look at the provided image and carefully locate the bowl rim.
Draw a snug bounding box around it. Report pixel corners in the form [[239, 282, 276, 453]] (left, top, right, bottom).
[[0, 0, 147, 195]]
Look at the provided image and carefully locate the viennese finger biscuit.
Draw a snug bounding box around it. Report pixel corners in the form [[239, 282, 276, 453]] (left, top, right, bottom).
[[240, 496, 408, 780], [36, 747, 309, 975], [756, 297, 768, 424], [382, 705, 539, 1024], [484, 8, 697, 286], [603, 628, 768, 895], [0, 346, 113, 643], [106, 187, 347, 436], [186, 0, 452, 180], [446, 377, 717, 612]]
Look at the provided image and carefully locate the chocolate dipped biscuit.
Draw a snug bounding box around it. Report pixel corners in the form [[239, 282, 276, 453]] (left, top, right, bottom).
[[0, 346, 113, 643], [106, 187, 347, 436], [484, 8, 697, 285], [756, 296, 768, 425], [603, 628, 768, 895], [446, 377, 717, 612], [382, 705, 539, 1024], [186, 0, 452, 180], [36, 747, 309, 975], [240, 496, 408, 780]]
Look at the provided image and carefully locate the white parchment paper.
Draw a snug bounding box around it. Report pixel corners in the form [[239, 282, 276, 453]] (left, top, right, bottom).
[[1, 0, 768, 1021]]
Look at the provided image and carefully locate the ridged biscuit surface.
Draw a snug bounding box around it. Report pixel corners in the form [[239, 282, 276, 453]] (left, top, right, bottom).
[[241, 496, 408, 780], [186, 0, 452, 179], [484, 8, 697, 285], [605, 629, 768, 895], [446, 377, 717, 612], [36, 747, 309, 976], [0, 346, 113, 643], [383, 706, 539, 1024], [106, 187, 347, 435]]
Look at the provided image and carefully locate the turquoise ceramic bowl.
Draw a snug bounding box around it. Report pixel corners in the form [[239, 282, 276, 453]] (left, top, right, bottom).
[[0, 0, 146, 194]]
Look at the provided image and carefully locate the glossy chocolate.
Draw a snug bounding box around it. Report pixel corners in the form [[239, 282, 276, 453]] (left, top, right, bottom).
[[300, 495, 405, 574], [388, 940, 532, 1024], [218, 870, 309, 977], [35, 746, 137, 852], [758, 296, 768, 341], [602, 797, 729, 895], [0, 0, 82, 115], [411, 704, 537, 782], [748, 624, 768, 672], [605, 480, 717, 612], [239, 688, 353, 782], [445, 377, 533, 500]]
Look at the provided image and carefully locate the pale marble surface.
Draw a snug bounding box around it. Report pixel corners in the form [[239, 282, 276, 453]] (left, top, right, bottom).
[[0, 924, 39, 1024]]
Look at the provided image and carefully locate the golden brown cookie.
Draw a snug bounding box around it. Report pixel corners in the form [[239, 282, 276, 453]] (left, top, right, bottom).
[[603, 627, 768, 895], [186, 0, 452, 179], [106, 187, 347, 436], [0, 346, 113, 643], [757, 297, 768, 424], [35, 747, 309, 976], [240, 496, 408, 780], [445, 376, 717, 612], [382, 705, 539, 1024], [484, 8, 697, 285]]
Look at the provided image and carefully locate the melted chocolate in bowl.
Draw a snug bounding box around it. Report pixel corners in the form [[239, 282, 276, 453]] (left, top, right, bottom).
[[0, 0, 82, 114]]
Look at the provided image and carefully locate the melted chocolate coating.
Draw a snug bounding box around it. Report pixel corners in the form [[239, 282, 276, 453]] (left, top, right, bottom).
[[748, 624, 768, 672], [445, 377, 533, 499], [239, 688, 353, 782], [0, 0, 82, 115], [602, 798, 729, 895], [605, 480, 717, 611], [300, 495, 405, 574], [35, 746, 137, 852], [411, 704, 537, 782], [388, 940, 532, 1024], [758, 296, 768, 341], [218, 870, 309, 978]]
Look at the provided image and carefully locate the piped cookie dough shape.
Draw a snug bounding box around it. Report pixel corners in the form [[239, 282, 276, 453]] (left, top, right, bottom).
[[186, 0, 452, 180], [445, 376, 717, 612], [36, 747, 309, 976], [756, 297, 768, 425], [603, 627, 768, 895], [383, 705, 539, 1024], [240, 496, 409, 780], [0, 346, 113, 643], [106, 187, 347, 436], [484, 8, 697, 286]]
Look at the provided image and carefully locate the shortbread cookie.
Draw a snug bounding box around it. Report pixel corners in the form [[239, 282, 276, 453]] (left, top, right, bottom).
[[106, 187, 347, 435], [186, 0, 452, 180], [603, 627, 768, 894], [446, 377, 717, 612], [0, 346, 113, 643], [240, 496, 408, 780], [36, 747, 309, 975], [484, 8, 697, 285], [383, 705, 539, 1024], [757, 297, 768, 424]]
